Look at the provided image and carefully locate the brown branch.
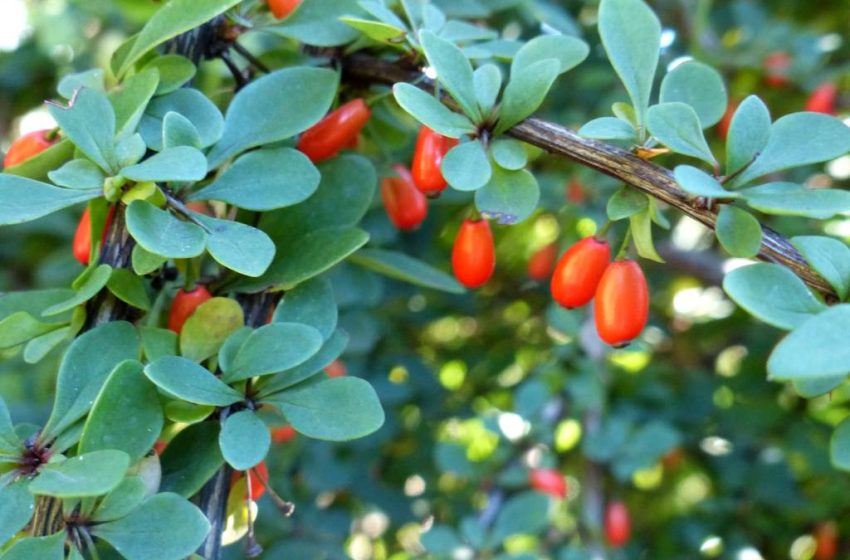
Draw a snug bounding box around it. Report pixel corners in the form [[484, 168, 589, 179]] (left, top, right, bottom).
[[341, 54, 836, 300]]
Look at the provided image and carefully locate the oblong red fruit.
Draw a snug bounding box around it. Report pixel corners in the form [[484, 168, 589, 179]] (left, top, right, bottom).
[[594, 260, 649, 346], [452, 218, 495, 288], [297, 99, 371, 163], [167, 285, 213, 334], [529, 468, 567, 499], [550, 237, 611, 308], [4, 129, 57, 168], [604, 501, 631, 547], [411, 126, 458, 196], [381, 165, 428, 230]]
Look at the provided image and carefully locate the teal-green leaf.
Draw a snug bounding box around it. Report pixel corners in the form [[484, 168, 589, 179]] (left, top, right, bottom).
[[578, 117, 636, 141], [223, 323, 324, 382], [0, 312, 64, 350], [179, 297, 244, 363], [114, 134, 147, 169], [723, 263, 827, 330], [792, 235, 850, 300], [793, 375, 844, 398], [646, 102, 715, 164], [831, 417, 850, 471], [93, 493, 210, 560], [270, 0, 364, 47], [259, 328, 349, 396], [0, 396, 19, 452], [349, 249, 464, 294], [48, 159, 104, 190], [110, 69, 160, 139], [491, 491, 550, 543], [219, 410, 270, 470], [630, 209, 664, 263], [598, 0, 661, 129], [117, 0, 242, 76], [419, 30, 480, 121], [725, 95, 771, 175], [29, 450, 130, 498], [740, 182, 850, 219], [339, 16, 406, 43], [715, 205, 762, 258], [510, 34, 588, 76], [475, 166, 539, 224], [732, 112, 850, 187], [272, 276, 337, 340], [121, 146, 207, 183], [58, 69, 105, 99], [139, 89, 224, 151], [490, 139, 528, 170], [131, 245, 167, 276], [0, 533, 64, 560], [0, 482, 33, 545], [162, 112, 202, 149], [78, 360, 163, 463], [673, 165, 739, 199], [141, 54, 196, 95], [441, 140, 491, 191], [189, 147, 319, 211], [495, 59, 560, 133], [47, 88, 117, 173], [42, 321, 139, 438], [206, 67, 338, 168], [218, 327, 252, 376], [392, 83, 476, 138], [0, 175, 99, 226], [659, 61, 727, 128], [266, 376, 384, 441], [198, 215, 275, 277], [768, 305, 850, 380], [144, 356, 243, 406], [92, 477, 147, 523], [159, 422, 223, 497], [607, 187, 649, 220], [126, 200, 206, 259], [42, 265, 111, 317], [106, 268, 152, 311], [140, 326, 178, 361]]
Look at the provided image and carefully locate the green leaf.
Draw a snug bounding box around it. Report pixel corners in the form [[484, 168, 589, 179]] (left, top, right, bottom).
[[159, 422, 223, 497], [48, 159, 105, 190], [29, 450, 130, 498], [0, 533, 64, 560], [139, 89, 223, 151], [0, 175, 99, 226], [140, 327, 178, 361], [0, 483, 33, 545], [162, 112, 202, 149], [733, 112, 850, 187], [630, 209, 664, 263], [349, 249, 464, 294], [126, 200, 206, 259], [715, 205, 762, 258], [42, 321, 139, 438], [441, 140, 491, 191], [419, 30, 480, 121], [223, 323, 324, 382], [219, 410, 270, 470], [115, 134, 146, 169], [832, 417, 850, 472], [598, 0, 661, 129], [510, 34, 588, 76], [180, 297, 244, 362], [141, 55, 196, 95], [475, 166, 539, 224], [189, 147, 319, 211], [421, 525, 462, 555], [490, 139, 527, 170], [340, 16, 405, 43], [2, 139, 75, 182], [495, 59, 560, 133], [47, 88, 117, 173], [726, 95, 771, 175], [473, 64, 502, 112], [491, 491, 550, 543], [792, 236, 850, 301], [259, 329, 349, 396], [0, 396, 20, 452], [578, 117, 636, 141], [164, 401, 215, 424], [121, 146, 207, 183], [206, 67, 338, 168], [392, 83, 476, 138], [106, 268, 151, 311], [673, 165, 739, 199], [110, 69, 160, 139], [265, 377, 384, 441], [768, 305, 850, 380], [272, 277, 337, 340], [78, 361, 163, 463], [0, 312, 64, 350], [659, 61, 726, 128], [93, 493, 210, 560], [723, 263, 826, 330], [217, 327, 251, 376], [793, 376, 844, 399], [607, 187, 648, 220], [92, 477, 147, 523], [270, 0, 364, 46], [117, 0, 242, 76], [740, 182, 850, 219], [0, 289, 75, 323], [144, 356, 243, 406], [131, 245, 167, 276], [646, 102, 715, 164], [198, 215, 275, 277], [58, 69, 105, 99]]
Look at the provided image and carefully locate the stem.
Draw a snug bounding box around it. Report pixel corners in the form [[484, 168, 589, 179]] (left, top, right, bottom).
[[615, 227, 633, 260]]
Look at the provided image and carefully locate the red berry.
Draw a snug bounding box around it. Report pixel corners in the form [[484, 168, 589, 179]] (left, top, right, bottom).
[[297, 99, 371, 163], [814, 521, 838, 560], [167, 285, 213, 334], [806, 82, 838, 115], [271, 425, 297, 444], [231, 461, 269, 501], [324, 360, 347, 378], [763, 52, 791, 88], [527, 243, 558, 281], [411, 126, 458, 196], [267, 0, 300, 19], [452, 218, 495, 288], [381, 164, 428, 230], [153, 440, 168, 456], [605, 501, 631, 548], [566, 178, 585, 204], [4, 129, 57, 168], [550, 237, 611, 309], [73, 206, 115, 266], [529, 468, 567, 499], [594, 260, 649, 347]]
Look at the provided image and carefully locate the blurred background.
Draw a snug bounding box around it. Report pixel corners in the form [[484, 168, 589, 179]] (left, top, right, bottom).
[[3, 1, 850, 558]]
